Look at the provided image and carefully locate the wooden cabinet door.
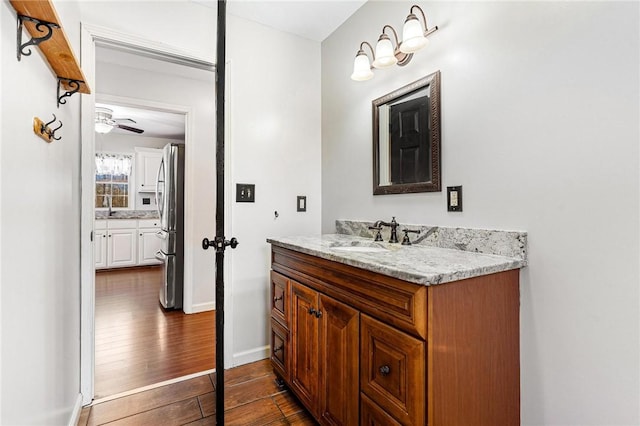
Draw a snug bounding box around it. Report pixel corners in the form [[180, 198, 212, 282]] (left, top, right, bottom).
[[271, 271, 289, 328], [360, 394, 402, 426], [271, 319, 290, 382], [361, 314, 425, 425], [318, 294, 359, 426], [290, 280, 319, 416]]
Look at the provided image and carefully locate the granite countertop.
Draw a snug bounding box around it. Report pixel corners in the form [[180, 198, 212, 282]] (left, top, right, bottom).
[[267, 233, 526, 286], [95, 210, 159, 220]]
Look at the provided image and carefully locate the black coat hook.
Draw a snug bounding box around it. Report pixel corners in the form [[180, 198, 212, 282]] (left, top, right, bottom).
[[40, 114, 62, 141]]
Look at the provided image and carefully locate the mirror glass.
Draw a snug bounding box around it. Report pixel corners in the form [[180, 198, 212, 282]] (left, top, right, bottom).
[[373, 71, 441, 194]]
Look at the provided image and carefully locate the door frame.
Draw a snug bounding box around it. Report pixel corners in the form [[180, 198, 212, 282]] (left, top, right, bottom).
[[79, 23, 232, 405]]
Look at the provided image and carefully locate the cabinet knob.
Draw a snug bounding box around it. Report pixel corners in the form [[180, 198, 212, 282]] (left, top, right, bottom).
[[273, 344, 283, 354], [379, 365, 391, 376], [273, 295, 283, 303], [308, 307, 322, 318]]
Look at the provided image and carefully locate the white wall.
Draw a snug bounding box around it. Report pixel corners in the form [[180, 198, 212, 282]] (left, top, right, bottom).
[[322, 2, 639, 425], [0, 1, 83, 423], [227, 14, 322, 364]]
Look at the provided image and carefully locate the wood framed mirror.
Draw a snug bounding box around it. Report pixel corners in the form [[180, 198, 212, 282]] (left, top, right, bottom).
[[373, 71, 441, 195]]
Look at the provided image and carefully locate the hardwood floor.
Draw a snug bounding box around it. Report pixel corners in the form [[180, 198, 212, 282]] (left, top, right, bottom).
[[95, 267, 215, 398], [78, 360, 316, 426]]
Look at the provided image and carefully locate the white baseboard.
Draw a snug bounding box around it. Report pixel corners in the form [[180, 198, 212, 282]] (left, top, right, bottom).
[[68, 394, 84, 426], [232, 345, 269, 367], [190, 301, 215, 314]]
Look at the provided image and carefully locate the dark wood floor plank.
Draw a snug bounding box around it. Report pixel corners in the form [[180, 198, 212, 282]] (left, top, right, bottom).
[[223, 398, 284, 426], [285, 410, 318, 425], [224, 374, 283, 410], [95, 267, 215, 398], [198, 391, 215, 418], [219, 359, 273, 386], [273, 391, 306, 418], [100, 397, 202, 426], [87, 376, 213, 426]]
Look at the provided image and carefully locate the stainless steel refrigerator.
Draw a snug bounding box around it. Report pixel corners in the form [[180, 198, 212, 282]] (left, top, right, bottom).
[[155, 143, 185, 309]]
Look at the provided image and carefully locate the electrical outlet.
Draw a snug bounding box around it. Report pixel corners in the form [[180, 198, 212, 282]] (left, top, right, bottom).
[[236, 184, 255, 202], [447, 186, 462, 212]]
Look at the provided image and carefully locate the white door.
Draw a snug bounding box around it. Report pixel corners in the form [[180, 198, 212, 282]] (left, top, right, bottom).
[[108, 229, 137, 267]]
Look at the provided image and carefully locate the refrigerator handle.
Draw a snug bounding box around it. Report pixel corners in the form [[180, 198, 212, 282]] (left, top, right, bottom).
[[155, 157, 164, 220]]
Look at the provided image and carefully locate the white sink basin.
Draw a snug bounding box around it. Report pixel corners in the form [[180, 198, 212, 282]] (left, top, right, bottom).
[[331, 246, 388, 253]]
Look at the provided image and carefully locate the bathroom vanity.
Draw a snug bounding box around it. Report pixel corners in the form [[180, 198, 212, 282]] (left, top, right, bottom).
[[268, 223, 526, 426]]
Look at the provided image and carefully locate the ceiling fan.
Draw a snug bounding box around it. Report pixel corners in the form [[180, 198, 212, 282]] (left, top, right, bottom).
[[95, 107, 144, 134]]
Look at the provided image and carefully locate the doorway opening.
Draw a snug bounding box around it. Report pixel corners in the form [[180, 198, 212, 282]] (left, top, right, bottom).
[[80, 25, 229, 405]]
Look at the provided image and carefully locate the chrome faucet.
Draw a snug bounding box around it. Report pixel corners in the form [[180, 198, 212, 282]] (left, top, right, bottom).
[[370, 217, 400, 243]]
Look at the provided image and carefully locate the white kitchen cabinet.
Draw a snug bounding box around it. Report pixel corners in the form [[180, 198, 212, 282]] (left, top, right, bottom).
[[95, 220, 107, 269], [138, 219, 162, 265], [136, 149, 163, 193], [108, 228, 137, 268], [96, 218, 163, 269]]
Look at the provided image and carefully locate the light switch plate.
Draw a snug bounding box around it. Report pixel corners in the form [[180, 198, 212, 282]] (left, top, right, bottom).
[[447, 186, 462, 212], [297, 196, 307, 212], [236, 183, 255, 202]]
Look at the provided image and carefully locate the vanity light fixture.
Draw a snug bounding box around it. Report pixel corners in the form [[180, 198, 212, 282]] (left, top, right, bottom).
[[351, 4, 438, 81]]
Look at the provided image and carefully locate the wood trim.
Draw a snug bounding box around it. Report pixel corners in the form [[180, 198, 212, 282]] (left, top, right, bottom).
[[428, 270, 520, 426], [272, 247, 427, 339]]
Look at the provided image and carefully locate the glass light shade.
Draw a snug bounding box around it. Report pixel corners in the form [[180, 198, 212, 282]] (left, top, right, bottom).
[[400, 16, 428, 53], [372, 36, 397, 69], [351, 51, 374, 81], [95, 121, 113, 134]]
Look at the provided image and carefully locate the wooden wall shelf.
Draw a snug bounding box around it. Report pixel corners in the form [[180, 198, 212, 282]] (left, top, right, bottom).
[[10, 0, 91, 98]]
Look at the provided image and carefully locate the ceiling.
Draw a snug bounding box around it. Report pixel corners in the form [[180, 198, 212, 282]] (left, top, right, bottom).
[[97, 1, 365, 140], [95, 102, 186, 140], [224, 0, 367, 42]]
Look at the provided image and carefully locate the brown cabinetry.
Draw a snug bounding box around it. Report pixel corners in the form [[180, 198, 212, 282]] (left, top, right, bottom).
[[270, 246, 520, 426]]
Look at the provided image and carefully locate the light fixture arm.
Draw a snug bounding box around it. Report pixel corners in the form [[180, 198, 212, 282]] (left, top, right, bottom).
[[382, 24, 400, 47], [409, 5, 438, 35], [359, 40, 375, 61]]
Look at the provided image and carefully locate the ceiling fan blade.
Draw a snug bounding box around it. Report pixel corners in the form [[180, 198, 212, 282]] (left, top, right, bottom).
[[116, 124, 144, 134], [114, 118, 137, 123]]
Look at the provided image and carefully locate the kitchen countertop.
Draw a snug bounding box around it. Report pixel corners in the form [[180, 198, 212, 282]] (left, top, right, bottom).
[[267, 233, 526, 286], [95, 210, 159, 220]]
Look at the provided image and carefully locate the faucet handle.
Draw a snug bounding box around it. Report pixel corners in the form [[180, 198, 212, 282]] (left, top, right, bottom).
[[368, 225, 383, 241], [401, 229, 420, 245]]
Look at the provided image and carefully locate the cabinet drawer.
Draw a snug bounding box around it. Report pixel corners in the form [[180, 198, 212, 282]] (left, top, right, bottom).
[[271, 271, 289, 328], [138, 218, 161, 229], [107, 219, 137, 229], [95, 220, 107, 230], [270, 319, 290, 382], [361, 314, 425, 425], [361, 393, 402, 426]]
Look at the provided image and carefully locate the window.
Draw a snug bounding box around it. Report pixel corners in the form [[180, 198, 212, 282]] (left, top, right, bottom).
[[95, 153, 133, 209]]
